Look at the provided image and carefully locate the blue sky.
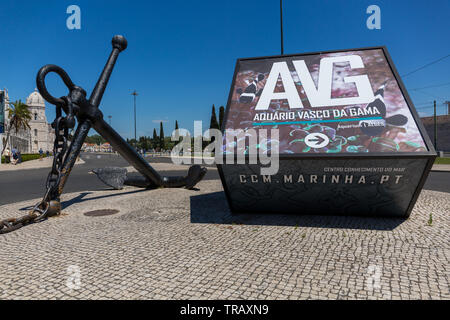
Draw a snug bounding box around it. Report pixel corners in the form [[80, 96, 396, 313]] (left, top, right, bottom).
[[0, 0, 449, 138]]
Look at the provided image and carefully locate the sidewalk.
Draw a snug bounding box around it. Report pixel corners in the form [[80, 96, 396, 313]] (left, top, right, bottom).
[[431, 164, 450, 172], [0, 156, 85, 172]]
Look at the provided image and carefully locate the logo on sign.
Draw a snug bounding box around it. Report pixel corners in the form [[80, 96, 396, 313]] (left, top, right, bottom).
[[255, 55, 375, 110]]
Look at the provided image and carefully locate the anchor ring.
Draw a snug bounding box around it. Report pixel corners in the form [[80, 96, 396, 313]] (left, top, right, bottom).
[[36, 64, 77, 105]]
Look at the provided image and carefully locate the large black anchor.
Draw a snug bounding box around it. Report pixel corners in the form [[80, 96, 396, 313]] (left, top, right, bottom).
[[35, 35, 207, 213]]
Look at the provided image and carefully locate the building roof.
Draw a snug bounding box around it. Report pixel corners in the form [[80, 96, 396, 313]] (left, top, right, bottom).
[[26, 89, 45, 107]]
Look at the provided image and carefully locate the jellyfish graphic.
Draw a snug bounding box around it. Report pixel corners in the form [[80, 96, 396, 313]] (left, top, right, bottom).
[[359, 84, 408, 137]]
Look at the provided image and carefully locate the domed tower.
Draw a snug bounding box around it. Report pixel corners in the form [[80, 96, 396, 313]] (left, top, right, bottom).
[[26, 89, 54, 153]]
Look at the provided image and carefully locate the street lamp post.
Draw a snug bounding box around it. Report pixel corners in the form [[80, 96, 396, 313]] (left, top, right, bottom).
[[280, 0, 284, 55], [131, 90, 138, 148], [107, 115, 113, 155]]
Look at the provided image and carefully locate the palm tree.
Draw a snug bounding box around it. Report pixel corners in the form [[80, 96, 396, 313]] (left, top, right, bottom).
[[1, 100, 32, 157]]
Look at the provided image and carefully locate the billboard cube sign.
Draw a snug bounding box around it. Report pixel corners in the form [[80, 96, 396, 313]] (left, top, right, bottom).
[[218, 47, 436, 217]]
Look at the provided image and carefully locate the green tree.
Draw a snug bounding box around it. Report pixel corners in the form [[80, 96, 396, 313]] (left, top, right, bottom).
[[1, 100, 31, 157], [152, 128, 158, 149], [159, 121, 165, 150], [175, 120, 179, 130], [85, 134, 106, 145], [218, 106, 225, 130], [128, 138, 137, 147], [138, 136, 149, 151], [210, 104, 219, 130]]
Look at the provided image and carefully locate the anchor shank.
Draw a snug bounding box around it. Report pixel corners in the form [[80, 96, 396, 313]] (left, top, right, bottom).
[[89, 49, 120, 108], [93, 119, 163, 186], [57, 120, 92, 196], [89, 35, 127, 108]]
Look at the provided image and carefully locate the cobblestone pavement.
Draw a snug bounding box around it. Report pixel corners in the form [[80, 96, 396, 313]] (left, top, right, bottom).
[[0, 180, 448, 300]]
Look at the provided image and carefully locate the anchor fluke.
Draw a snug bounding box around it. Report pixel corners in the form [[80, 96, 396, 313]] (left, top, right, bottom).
[[92, 167, 127, 190], [184, 165, 208, 190]]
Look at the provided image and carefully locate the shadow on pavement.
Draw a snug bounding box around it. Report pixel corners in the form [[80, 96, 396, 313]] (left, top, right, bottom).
[[19, 189, 149, 211], [190, 191, 406, 231]]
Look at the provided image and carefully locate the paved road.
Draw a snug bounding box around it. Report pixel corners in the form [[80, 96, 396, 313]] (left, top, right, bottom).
[[0, 153, 448, 206], [0, 153, 218, 206]]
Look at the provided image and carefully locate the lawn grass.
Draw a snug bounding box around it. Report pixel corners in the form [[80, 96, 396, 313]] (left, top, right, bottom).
[[435, 157, 450, 165]]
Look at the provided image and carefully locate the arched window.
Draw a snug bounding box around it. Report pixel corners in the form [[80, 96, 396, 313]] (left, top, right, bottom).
[[34, 113, 38, 120], [34, 129, 38, 136]]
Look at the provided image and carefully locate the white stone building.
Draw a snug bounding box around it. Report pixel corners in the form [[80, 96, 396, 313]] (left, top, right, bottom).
[[1, 88, 31, 153], [0, 88, 54, 154], [26, 89, 54, 153]]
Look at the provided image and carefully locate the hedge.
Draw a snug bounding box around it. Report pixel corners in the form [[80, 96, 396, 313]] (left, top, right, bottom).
[[1, 153, 50, 164], [435, 157, 450, 165]]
